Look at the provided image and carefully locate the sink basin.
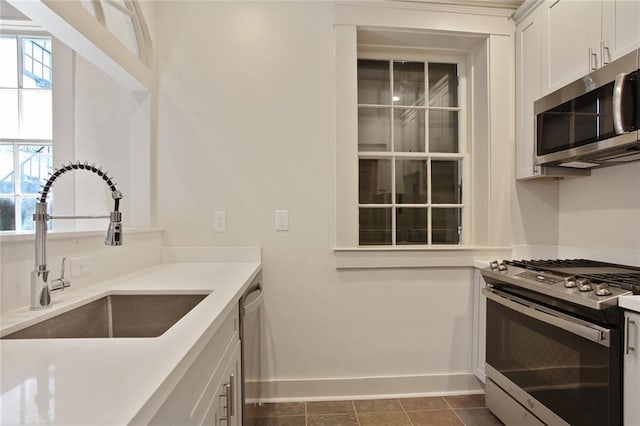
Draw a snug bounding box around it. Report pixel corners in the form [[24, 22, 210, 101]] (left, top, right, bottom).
[[1, 294, 208, 339]]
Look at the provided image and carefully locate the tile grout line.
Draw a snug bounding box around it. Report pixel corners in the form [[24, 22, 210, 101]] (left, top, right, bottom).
[[352, 400, 361, 426], [398, 398, 415, 426], [444, 397, 468, 426]]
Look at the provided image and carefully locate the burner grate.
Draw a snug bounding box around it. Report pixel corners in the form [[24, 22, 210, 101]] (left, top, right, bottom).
[[504, 258, 640, 294], [578, 272, 640, 292]]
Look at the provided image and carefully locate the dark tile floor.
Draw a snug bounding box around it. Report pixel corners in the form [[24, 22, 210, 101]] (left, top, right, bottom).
[[254, 394, 503, 426]]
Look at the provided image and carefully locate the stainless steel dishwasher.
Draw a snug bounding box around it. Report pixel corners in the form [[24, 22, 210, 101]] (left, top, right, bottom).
[[240, 273, 263, 426]]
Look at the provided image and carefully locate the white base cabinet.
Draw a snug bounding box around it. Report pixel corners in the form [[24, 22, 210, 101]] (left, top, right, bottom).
[[624, 311, 639, 426], [149, 307, 242, 425], [472, 264, 488, 383]]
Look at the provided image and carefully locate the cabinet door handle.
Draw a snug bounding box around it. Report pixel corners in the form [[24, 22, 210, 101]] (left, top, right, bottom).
[[228, 374, 235, 417], [601, 41, 610, 66], [625, 316, 636, 355], [589, 47, 598, 71]]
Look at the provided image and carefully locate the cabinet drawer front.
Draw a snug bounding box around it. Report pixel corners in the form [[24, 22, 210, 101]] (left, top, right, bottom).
[[150, 308, 239, 425]]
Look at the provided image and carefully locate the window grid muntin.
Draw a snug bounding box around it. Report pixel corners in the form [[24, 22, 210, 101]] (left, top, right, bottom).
[[0, 34, 53, 231], [358, 58, 464, 246]]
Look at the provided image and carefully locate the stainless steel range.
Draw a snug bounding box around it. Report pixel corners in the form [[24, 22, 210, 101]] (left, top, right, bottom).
[[481, 259, 640, 426]]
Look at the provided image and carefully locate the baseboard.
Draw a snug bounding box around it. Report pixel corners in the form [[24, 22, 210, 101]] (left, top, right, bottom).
[[254, 373, 485, 403]]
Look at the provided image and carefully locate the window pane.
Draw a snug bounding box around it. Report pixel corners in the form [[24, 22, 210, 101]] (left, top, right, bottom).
[[428, 63, 458, 107], [429, 110, 458, 153], [22, 38, 52, 89], [0, 89, 19, 138], [394, 108, 425, 152], [20, 197, 36, 231], [19, 145, 52, 194], [18, 197, 51, 231], [432, 208, 461, 244], [432, 160, 461, 204], [0, 197, 15, 231], [0, 145, 14, 194], [396, 159, 427, 204], [396, 207, 427, 245], [20, 90, 52, 139], [358, 59, 390, 105], [393, 61, 424, 106], [103, 2, 140, 59], [359, 208, 391, 245], [359, 159, 391, 204], [358, 108, 391, 151], [0, 36, 18, 88]]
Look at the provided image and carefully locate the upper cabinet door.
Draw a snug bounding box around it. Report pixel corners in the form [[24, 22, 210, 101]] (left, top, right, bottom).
[[602, 0, 640, 63], [545, 0, 601, 92], [516, 6, 543, 179]]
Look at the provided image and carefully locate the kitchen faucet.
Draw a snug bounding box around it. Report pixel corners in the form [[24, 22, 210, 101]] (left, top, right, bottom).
[[31, 161, 123, 310]]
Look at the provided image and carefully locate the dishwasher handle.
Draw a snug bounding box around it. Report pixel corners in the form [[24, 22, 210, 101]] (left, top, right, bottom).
[[242, 286, 263, 316]]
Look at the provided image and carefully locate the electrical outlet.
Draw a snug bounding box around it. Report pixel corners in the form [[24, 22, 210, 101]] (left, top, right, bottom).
[[70, 256, 92, 277], [213, 210, 226, 232], [275, 210, 288, 231]]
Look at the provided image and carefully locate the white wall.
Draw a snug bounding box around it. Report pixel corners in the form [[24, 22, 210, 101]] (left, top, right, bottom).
[[558, 162, 640, 265], [154, 1, 486, 399], [0, 230, 162, 313]]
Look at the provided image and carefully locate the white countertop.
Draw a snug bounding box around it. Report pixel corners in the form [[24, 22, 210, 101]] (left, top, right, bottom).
[[620, 295, 640, 313], [0, 260, 261, 425]]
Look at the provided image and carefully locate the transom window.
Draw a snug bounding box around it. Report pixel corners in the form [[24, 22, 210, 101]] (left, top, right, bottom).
[[357, 58, 465, 246], [0, 35, 53, 231]]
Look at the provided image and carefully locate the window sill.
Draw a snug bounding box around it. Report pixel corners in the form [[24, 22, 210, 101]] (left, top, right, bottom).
[[0, 227, 163, 244], [334, 245, 512, 269]]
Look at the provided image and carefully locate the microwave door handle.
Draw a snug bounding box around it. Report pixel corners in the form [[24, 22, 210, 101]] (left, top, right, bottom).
[[613, 72, 627, 134]]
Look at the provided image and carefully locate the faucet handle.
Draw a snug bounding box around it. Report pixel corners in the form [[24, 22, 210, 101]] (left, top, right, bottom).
[[50, 257, 71, 293]]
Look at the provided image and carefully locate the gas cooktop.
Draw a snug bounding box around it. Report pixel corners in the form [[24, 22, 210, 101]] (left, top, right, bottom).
[[482, 258, 638, 310]]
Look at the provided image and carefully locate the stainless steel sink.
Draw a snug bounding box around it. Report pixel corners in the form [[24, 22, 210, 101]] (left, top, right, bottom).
[[1, 294, 208, 339]]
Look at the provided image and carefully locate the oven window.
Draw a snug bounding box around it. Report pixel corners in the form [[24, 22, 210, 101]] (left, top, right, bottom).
[[486, 299, 616, 426]]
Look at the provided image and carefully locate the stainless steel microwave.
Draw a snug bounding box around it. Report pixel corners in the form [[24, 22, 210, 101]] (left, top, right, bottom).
[[535, 48, 640, 169]]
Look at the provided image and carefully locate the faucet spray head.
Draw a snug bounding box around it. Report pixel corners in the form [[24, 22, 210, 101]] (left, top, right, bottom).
[[105, 211, 122, 246]]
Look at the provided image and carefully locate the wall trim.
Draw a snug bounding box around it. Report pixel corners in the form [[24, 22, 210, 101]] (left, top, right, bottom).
[[256, 373, 484, 403], [334, 246, 512, 268]]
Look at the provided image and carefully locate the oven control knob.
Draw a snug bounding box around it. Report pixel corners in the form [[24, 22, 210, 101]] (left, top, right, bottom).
[[490, 261, 499, 270], [576, 278, 593, 292], [594, 283, 612, 296], [563, 276, 577, 288], [498, 262, 508, 272]]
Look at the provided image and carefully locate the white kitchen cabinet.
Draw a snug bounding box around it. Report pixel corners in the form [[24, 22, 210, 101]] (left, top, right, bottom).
[[544, 0, 601, 92], [472, 263, 488, 383], [204, 342, 242, 426], [515, 4, 543, 179], [602, 1, 640, 65], [624, 310, 639, 426], [150, 306, 242, 425], [543, 0, 640, 94]]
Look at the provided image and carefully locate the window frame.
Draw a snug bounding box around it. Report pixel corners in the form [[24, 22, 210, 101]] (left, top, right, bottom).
[[356, 52, 470, 247], [0, 33, 53, 231]]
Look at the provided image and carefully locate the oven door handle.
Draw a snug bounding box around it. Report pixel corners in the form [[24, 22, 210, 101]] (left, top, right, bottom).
[[483, 288, 611, 347]]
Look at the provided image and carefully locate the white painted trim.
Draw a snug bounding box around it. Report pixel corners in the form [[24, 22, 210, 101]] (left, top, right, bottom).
[[334, 246, 511, 268], [7, 0, 151, 91], [511, 0, 544, 23], [161, 247, 262, 264], [257, 373, 484, 403]]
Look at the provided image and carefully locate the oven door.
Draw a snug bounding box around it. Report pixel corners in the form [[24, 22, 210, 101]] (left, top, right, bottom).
[[484, 288, 621, 426]]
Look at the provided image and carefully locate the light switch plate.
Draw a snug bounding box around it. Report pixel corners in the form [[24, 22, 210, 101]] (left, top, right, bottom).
[[275, 210, 288, 231], [213, 211, 226, 232], [70, 256, 92, 277]]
